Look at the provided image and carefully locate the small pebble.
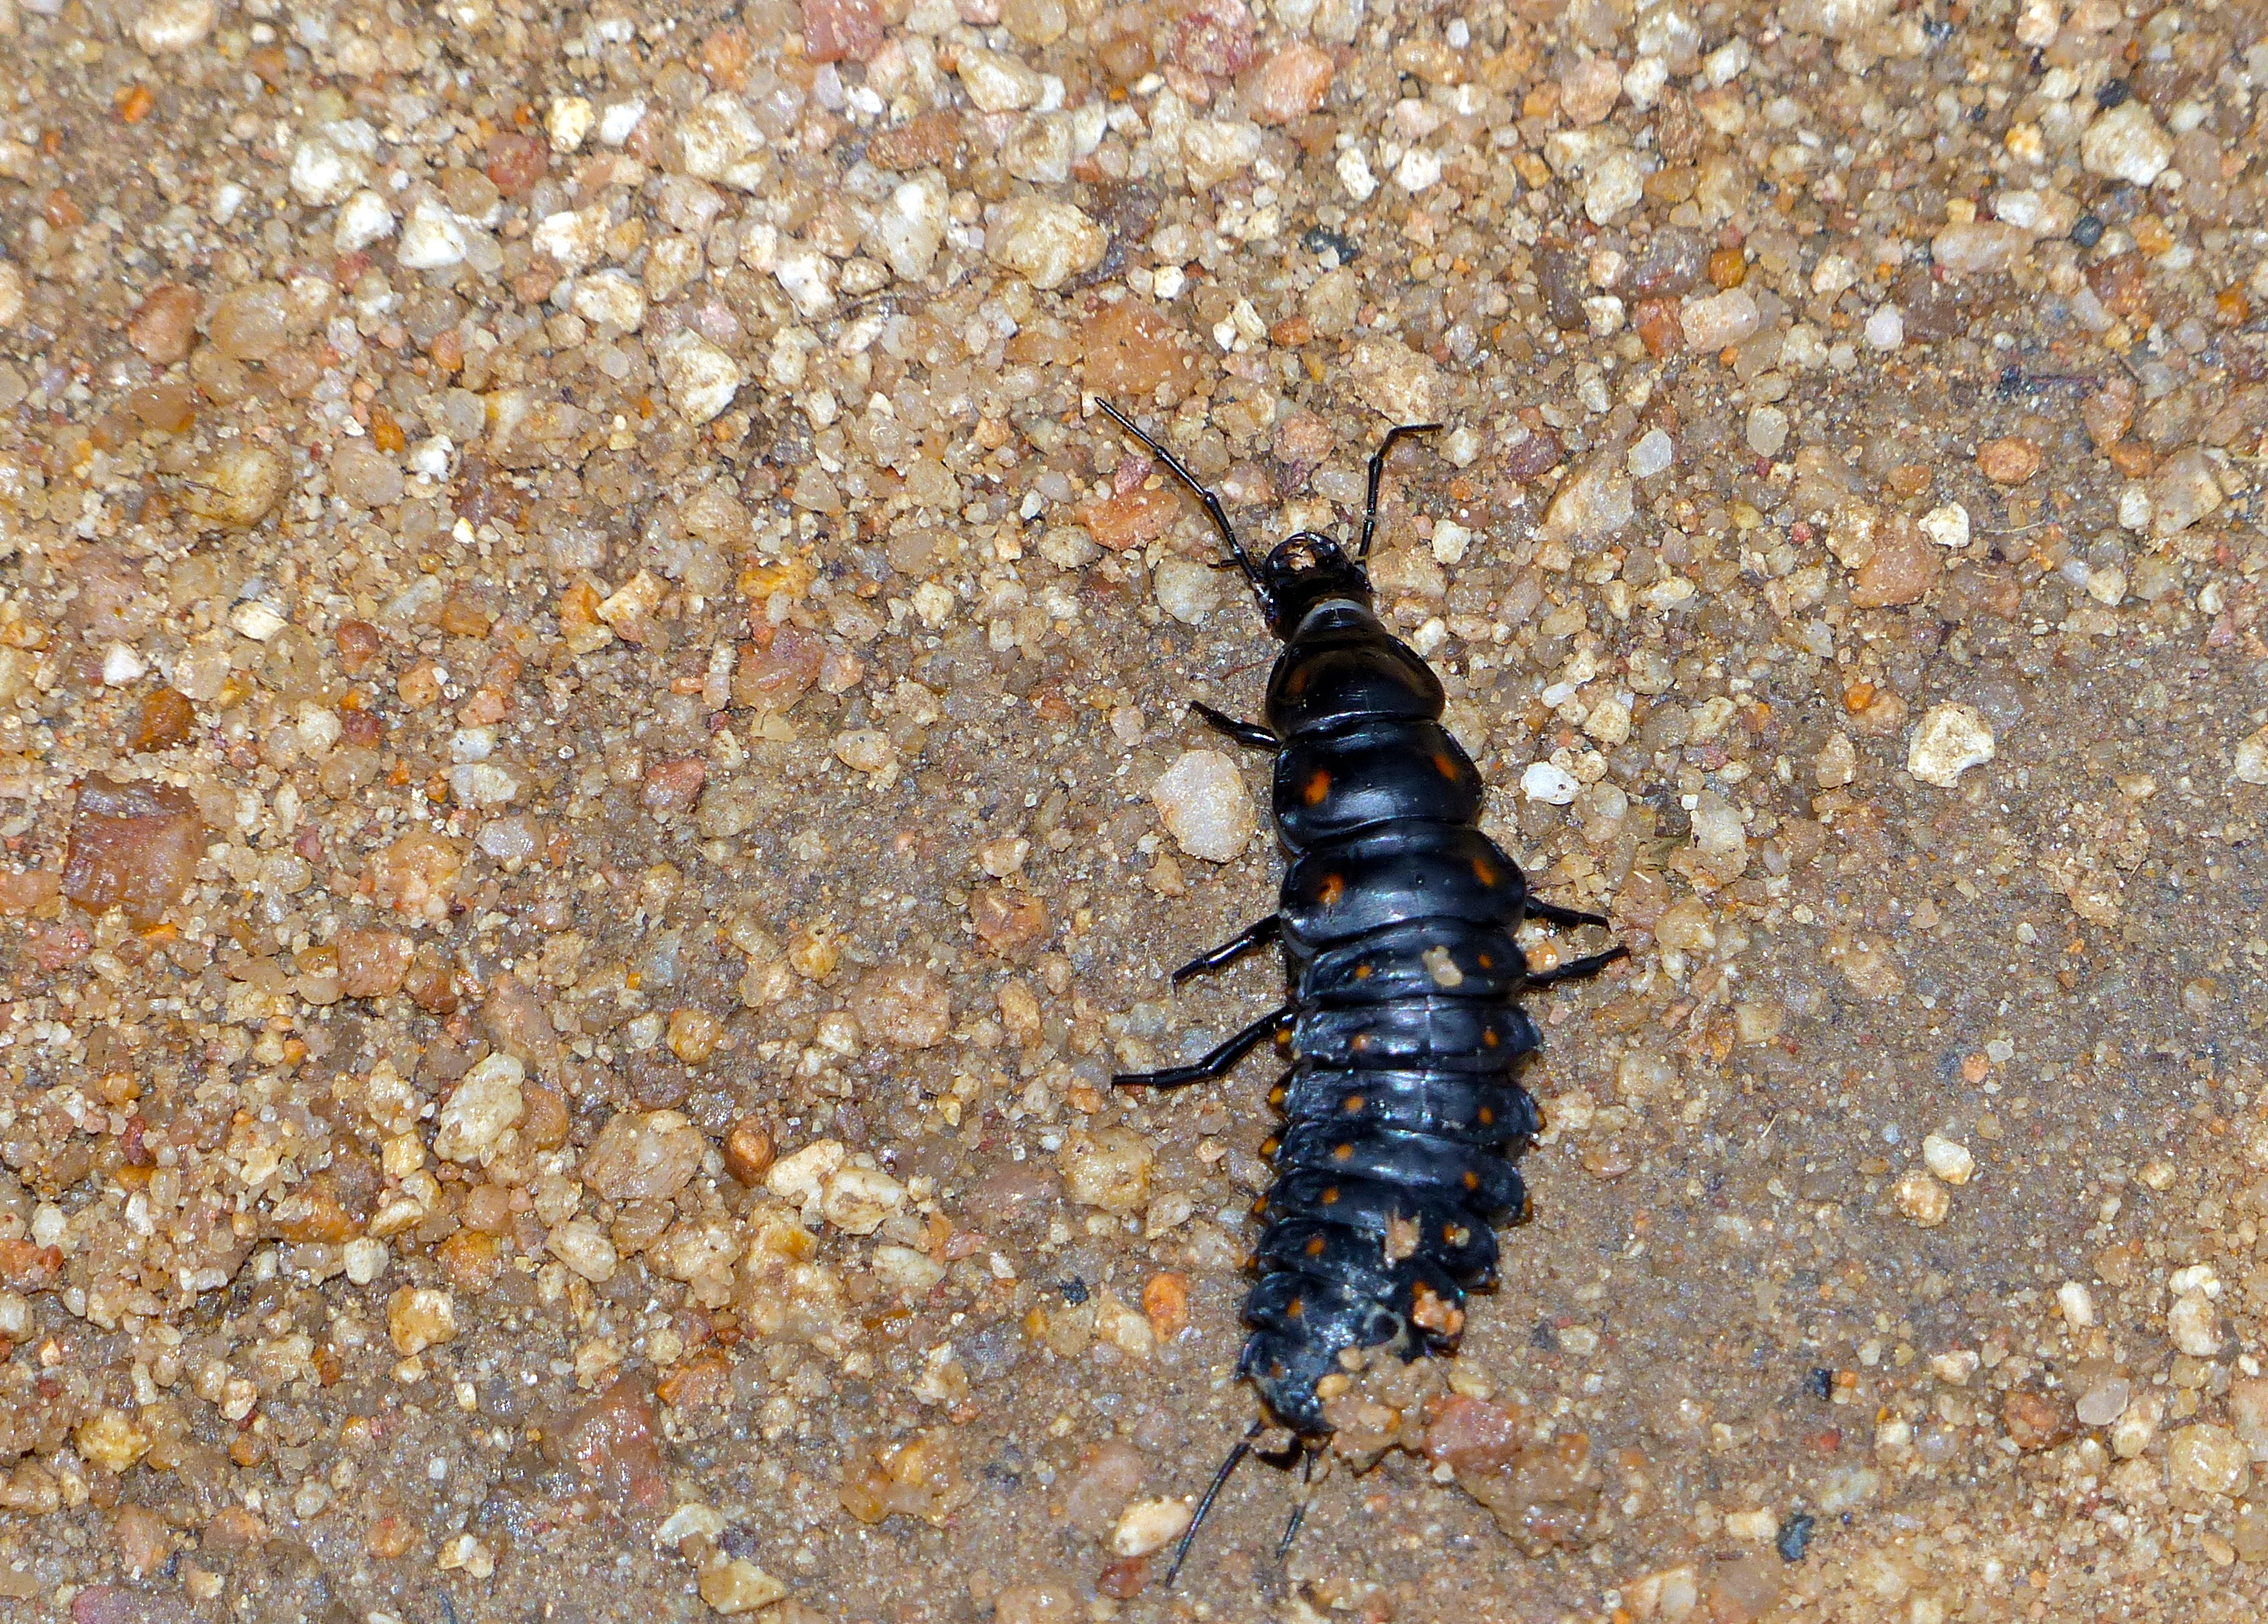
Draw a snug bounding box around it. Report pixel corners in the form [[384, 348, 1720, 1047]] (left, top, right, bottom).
[[2076, 1372, 2130, 1428], [2055, 1281, 2097, 1330], [2168, 1426, 2246, 1496], [698, 1559, 790, 1616], [1892, 1168, 1950, 1227], [397, 198, 470, 270], [655, 329, 743, 424], [1918, 503, 1970, 549], [1745, 405, 1788, 458], [1521, 761, 1580, 805], [1907, 703, 1995, 789], [1679, 287, 1761, 350], [1976, 436, 2042, 485], [1931, 221, 2028, 276], [2148, 447, 2223, 538], [1150, 749, 1256, 861], [1627, 427, 1674, 479], [2234, 725, 2268, 786], [1920, 1133, 1973, 1186], [1152, 557, 1222, 623], [1863, 305, 1904, 350], [987, 197, 1108, 290], [2168, 1292, 2222, 1358], [132, 0, 216, 52], [1111, 1497, 1194, 1557], [387, 1287, 459, 1355], [2081, 100, 2174, 187]]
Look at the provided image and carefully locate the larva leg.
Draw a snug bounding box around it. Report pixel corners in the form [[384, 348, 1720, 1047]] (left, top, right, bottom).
[[1171, 916, 1282, 983], [1190, 701, 1278, 751], [1113, 1006, 1293, 1089], [1526, 945, 1631, 988], [1525, 895, 1613, 931]]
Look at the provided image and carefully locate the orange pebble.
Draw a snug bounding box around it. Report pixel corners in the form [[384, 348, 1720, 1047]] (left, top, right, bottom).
[[1142, 1272, 1190, 1340]]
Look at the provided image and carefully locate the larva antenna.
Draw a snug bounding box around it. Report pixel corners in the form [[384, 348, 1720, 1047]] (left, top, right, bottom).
[[1093, 400, 1266, 603]]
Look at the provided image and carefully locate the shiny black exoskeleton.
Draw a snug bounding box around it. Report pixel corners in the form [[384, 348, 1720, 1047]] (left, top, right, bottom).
[[1097, 403, 1626, 1462]]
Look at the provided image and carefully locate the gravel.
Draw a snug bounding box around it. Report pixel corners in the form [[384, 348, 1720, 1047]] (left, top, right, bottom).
[[0, 0, 2265, 1616]]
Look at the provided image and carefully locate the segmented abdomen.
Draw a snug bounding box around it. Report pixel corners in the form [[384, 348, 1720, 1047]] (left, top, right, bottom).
[[1242, 614, 1544, 1437]]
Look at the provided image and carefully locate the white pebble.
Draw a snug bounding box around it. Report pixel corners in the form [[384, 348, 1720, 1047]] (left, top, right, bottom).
[[2169, 1292, 2222, 1358], [2056, 1281, 2096, 1329], [546, 95, 595, 153], [771, 245, 836, 317], [2234, 725, 2268, 786], [1920, 1132, 1974, 1186], [1153, 557, 1222, 624], [1679, 287, 1760, 350], [956, 45, 1044, 112], [1152, 749, 1256, 862], [2081, 100, 2173, 187], [396, 197, 470, 271], [1928, 1350, 1979, 1386], [598, 99, 647, 145], [289, 134, 367, 207], [133, 0, 216, 54], [570, 269, 647, 334], [343, 1237, 389, 1286], [1521, 761, 1580, 805], [1395, 147, 1443, 194], [870, 173, 949, 282], [986, 196, 1107, 290], [1907, 702, 1994, 788], [1918, 502, 1970, 549], [433, 1054, 525, 1163], [1113, 1497, 1195, 1557], [655, 329, 743, 425], [229, 602, 289, 642], [100, 644, 147, 686], [334, 189, 397, 253], [1864, 305, 1905, 350], [1336, 146, 1377, 202], [1627, 427, 1674, 479], [1745, 405, 1788, 458], [1581, 149, 1644, 223], [1893, 1168, 1950, 1227], [1430, 519, 1472, 565]]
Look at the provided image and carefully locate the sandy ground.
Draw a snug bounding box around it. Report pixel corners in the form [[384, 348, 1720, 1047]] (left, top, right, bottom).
[[1, 0, 2267, 1619]]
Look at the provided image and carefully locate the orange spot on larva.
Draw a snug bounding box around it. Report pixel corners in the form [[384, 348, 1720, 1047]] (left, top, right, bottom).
[[1303, 769, 1331, 805], [1476, 953, 1494, 969], [1433, 752, 1460, 779], [1332, 1142, 1354, 1161], [1320, 1186, 1340, 1205], [1462, 1170, 1481, 1191], [1478, 1106, 1494, 1125], [1472, 856, 1499, 887], [1261, 1137, 1282, 1159], [1483, 1030, 1499, 1047], [1354, 963, 1372, 979], [1318, 873, 1346, 906], [1351, 1034, 1372, 1051], [1287, 1297, 1305, 1318], [1342, 1095, 1365, 1112], [1269, 1085, 1287, 1108], [1305, 1235, 1327, 1257]]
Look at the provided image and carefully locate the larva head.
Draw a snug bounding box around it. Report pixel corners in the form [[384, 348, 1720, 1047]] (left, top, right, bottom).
[[1259, 532, 1373, 637]]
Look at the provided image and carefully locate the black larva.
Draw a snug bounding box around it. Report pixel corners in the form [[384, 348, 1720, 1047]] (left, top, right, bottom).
[[1097, 401, 1626, 1555]]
